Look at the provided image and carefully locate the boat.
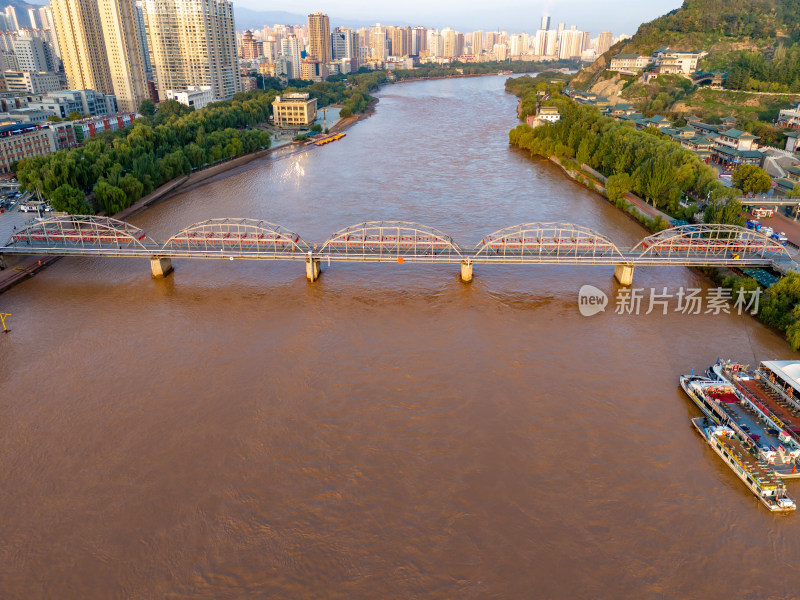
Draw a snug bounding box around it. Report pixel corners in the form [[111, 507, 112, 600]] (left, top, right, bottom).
[[691, 417, 796, 511], [710, 360, 800, 441], [680, 375, 800, 478]]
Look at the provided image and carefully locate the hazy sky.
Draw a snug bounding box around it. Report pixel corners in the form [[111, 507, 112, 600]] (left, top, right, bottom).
[[235, 0, 684, 36]]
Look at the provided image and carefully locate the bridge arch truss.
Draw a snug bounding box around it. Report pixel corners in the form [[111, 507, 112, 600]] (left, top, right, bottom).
[[6, 215, 156, 251], [160, 218, 309, 258], [472, 222, 625, 263], [631, 224, 792, 264], [317, 221, 463, 262]]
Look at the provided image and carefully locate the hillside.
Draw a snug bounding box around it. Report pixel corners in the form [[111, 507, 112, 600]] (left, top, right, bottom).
[[573, 0, 800, 91]]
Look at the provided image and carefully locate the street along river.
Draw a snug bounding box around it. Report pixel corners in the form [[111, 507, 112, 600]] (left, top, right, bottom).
[[2, 75, 799, 598]]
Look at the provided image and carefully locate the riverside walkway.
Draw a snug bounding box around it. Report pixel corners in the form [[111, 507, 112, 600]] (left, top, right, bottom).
[[2, 216, 797, 284]]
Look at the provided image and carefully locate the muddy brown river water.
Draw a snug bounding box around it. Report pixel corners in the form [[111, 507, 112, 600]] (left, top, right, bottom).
[[2, 75, 800, 599]]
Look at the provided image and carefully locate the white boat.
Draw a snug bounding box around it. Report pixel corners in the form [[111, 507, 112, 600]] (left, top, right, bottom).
[[691, 417, 796, 512]]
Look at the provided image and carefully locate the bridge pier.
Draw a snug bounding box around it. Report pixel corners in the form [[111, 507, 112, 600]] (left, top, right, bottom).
[[306, 257, 321, 282], [150, 256, 173, 278], [460, 260, 473, 283], [614, 264, 634, 286]]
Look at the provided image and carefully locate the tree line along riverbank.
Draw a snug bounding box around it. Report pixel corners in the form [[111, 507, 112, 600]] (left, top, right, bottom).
[[506, 72, 800, 350]]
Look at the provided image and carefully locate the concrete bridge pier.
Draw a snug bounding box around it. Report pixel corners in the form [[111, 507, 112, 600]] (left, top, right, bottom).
[[460, 260, 473, 283], [150, 256, 173, 278], [614, 263, 634, 286], [306, 256, 322, 282]]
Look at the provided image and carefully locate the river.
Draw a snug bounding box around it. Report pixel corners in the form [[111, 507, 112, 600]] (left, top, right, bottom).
[[2, 75, 799, 599]]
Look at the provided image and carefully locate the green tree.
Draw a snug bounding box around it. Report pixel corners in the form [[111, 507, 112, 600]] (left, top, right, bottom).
[[787, 184, 800, 198], [732, 164, 772, 194], [50, 184, 91, 214], [67, 111, 84, 121], [606, 173, 634, 203], [47, 115, 62, 122], [94, 180, 128, 214], [139, 99, 155, 118]]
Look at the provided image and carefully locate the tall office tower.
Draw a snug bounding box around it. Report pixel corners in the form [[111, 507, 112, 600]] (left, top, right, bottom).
[[280, 34, 302, 79], [133, 0, 152, 80], [411, 26, 426, 55], [368, 24, 386, 60], [51, 0, 114, 93], [331, 27, 347, 59], [471, 31, 482, 54], [143, 0, 241, 101], [541, 15, 550, 31], [596, 30, 613, 56], [307, 12, 331, 63], [97, 0, 148, 112]]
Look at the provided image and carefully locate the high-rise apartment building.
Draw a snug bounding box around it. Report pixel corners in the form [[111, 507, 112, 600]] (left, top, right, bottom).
[[51, 0, 114, 94], [280, 33, 302, 79], [307, 12, 331, 64], [596, 31, 613, 56], [411, 26, 426, 56], [97, 0, 147, 113], [540, 15, 550, 31], [142, 0, 242, 101], [133, 0, 152, 80], [558, 27, 584, 60], [12, 36, 53, 72], [471, 31, 483, 54], [37, 6, 61, 58], [369, 24, 386, 61], [241, 30, 261, 59]]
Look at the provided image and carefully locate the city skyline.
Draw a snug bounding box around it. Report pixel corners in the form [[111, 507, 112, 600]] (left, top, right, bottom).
[[231, 0, 684, 36]]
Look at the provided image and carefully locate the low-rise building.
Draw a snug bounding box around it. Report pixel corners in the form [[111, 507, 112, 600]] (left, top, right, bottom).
[[651, 47, 706, 75], [0, 107, 52, 123], [0, 120, 76, 173], [526, 105, 561, 127], [778, 102, 800, 130], [608, 53, 651, 75], [272, 92, 317, 127], [3, 70, 63, 94], [26, 89, 117, 119], [776, 164, 800, 193], [165, 85, 214, 111], [71, 113, 136, 142], [712, 128, 762, 168], [786, 132, 798, 154]]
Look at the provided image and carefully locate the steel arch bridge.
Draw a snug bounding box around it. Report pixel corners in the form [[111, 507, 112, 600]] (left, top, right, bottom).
[[2, 216, 798, 282], [160, 218, 309, 259], [472, 222, 624, 263], [316, 221, 463, 262]]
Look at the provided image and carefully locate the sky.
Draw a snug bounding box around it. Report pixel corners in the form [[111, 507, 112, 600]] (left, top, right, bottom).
[[233, 0, 685, 36]]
